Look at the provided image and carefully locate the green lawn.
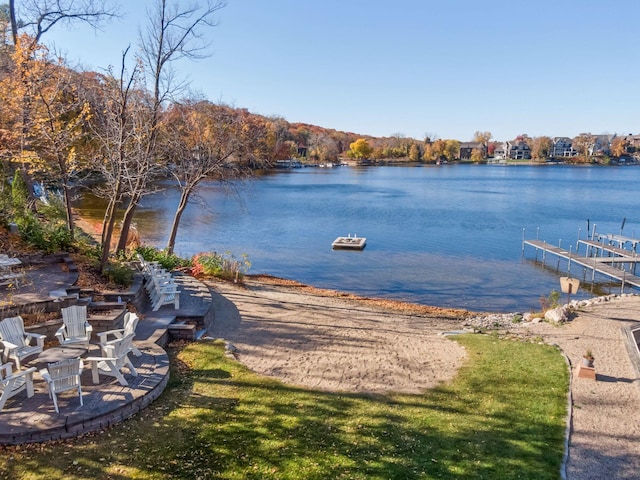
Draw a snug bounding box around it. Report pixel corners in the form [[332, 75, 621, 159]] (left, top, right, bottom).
[[0, 334, 568, 479]]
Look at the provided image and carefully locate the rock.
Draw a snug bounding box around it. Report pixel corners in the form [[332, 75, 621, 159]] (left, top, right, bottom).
[[545, 306, 568, 324]]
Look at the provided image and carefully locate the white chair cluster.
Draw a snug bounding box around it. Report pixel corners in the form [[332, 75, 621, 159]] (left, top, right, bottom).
[[136, 254, 180, 311], [0, 311, 141, 413]]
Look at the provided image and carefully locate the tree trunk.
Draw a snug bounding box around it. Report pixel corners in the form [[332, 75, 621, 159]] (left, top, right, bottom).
[[100, 187, 121, 272], [100, 209, 119, 272], [9, 0, 18, 45], [61, 182, 75, 241], [116, 191, 140, 253], [166, 187, 191, 255]]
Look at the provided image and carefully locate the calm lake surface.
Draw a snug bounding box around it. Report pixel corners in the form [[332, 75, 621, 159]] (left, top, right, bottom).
[[76, 164, 640, 312]]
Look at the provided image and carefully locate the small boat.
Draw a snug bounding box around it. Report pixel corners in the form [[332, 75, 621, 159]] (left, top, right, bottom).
[[332, 234, 366, 250]]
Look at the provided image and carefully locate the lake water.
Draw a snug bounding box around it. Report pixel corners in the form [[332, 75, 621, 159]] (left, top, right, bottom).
[[76, 164, 640, 312]]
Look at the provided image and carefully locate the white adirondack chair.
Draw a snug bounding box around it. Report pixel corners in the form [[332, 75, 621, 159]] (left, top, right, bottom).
[[0, 362, 36, 410], [0, 316, 45, 369], [55, 305, 93, 347], [97, 312, 142, 357], [40, 357, 84, 413], [85, 333, 138, 386], [149, 274, 180, 311], [56, 305, 93, 348]]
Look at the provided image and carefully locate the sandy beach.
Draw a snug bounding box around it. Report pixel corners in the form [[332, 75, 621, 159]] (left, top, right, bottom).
[[207, 276, 640, 480]]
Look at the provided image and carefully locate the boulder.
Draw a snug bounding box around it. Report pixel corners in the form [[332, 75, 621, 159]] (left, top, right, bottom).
[[545, 306, 569, 324]]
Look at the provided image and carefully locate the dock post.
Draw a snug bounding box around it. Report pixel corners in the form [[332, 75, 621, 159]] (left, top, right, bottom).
[[557, 239, 562, 271], [592, 253, 597, 282], [536, 227, 540, 240], [568, 245, 572, 273], [542, 241, 546, 265], [622, 269, 626, 294], [576, 228, 581, 251], [522, 228, 525, 255]]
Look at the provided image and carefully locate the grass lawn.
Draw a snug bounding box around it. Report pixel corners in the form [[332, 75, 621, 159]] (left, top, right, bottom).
[[0, 334, 568, 479]]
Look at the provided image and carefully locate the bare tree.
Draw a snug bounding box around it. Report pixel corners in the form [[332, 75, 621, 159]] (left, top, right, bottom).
[[8, 0, 118, 47], [115, 0, 226, 254], [84, 48, 158, 270], [160, 101, 253, 255]]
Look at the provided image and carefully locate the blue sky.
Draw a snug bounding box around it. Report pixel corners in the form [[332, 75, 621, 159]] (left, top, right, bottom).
[[45, 0, 640, 142]]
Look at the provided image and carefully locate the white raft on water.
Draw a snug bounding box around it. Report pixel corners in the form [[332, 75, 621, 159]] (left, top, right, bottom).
[[331, 234, 366, 250]]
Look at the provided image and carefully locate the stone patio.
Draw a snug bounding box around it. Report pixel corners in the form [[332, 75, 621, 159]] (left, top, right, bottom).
[[0, 255, 214, 444]]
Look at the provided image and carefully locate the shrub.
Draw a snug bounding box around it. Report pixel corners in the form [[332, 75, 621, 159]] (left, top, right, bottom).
[[15, 212, 73, 253], [134, 245, 191, 271], [103, 262, 134, 286], [191, 251, 251, 282], [539, 290, 561, 311]]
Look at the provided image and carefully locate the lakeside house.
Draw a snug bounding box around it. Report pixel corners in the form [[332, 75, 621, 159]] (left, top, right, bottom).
[[550, 137, 577, 158], [506, 140, 531, 160], [458, 142, 486, 160]]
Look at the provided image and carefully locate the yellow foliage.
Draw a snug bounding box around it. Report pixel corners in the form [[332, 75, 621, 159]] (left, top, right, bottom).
[[349, 138, 373, 160]]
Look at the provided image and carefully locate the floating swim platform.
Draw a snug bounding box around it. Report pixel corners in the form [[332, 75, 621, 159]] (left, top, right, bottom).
[[332, 235, 366, 250]]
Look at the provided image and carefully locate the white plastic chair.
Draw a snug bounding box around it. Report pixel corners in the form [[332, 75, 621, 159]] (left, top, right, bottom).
[[55, 305, 93, 347], [86, 333, 138, 386], [97, 312, 141, 357], [0, 316, 45, 369], [40, 357, 84, 413], [0, 362, 36, 410]]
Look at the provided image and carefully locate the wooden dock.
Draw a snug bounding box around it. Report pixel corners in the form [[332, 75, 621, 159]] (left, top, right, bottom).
[[523, 238, 640, 289]]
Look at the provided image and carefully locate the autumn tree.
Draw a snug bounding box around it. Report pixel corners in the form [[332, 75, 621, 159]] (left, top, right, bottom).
[[0, 35, 91, 237], [423, 138, 448, 163], [530, 136, 552, 161], [115, 0, 227, 254], [349, 138, 373, 160], [473, 131, 492, 146], [611, 136, 627, 157], [571, 133, 593, 159], [444, 139, 460, 161], [470, 148, 484, 162], [408, 142, 420, 162], [309, 131, 338, 163], [29, 49, 90, 239], [160, 101, 256, 254]]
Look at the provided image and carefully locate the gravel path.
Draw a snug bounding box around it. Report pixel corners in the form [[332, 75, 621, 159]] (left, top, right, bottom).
[[525, 296, 640, 480]]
